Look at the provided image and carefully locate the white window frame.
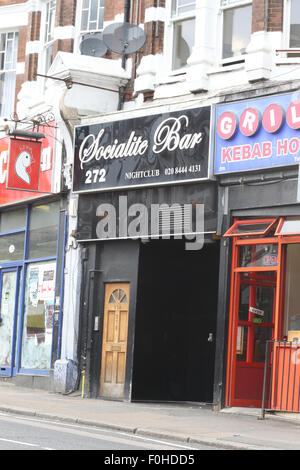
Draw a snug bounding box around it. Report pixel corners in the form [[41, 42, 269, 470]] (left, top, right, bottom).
[[74, 0, 105, 54], [219, 0, 252, 66], [0, 30, 18, 118], [283, 0, 300, 54], [38, 0, 56, 76], [167, 0, 196, 74]]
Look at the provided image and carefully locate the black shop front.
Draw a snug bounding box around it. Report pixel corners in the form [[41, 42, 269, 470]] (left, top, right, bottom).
[[73, 105, 221, 404]]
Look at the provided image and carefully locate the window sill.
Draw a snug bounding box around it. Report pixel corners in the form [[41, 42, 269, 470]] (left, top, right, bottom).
[[155, 71, 187, 86], [207, 62, 245, 76], [168, 68, 188, 77], [275, 57, 300, 65]]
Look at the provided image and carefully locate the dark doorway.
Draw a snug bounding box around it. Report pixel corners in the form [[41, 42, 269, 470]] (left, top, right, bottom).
[[132, 238, 220, 403]]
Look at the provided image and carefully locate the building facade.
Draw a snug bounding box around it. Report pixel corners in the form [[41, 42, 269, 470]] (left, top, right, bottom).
[[1, 0, 300, 412]]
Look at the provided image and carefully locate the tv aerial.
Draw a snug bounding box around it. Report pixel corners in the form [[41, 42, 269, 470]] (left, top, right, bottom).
[[103, 22, 146, 65], [79, 32, 108, 58]]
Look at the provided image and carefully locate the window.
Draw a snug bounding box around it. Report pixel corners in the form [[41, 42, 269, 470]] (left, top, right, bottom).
[[109, 289, 128, 304], [224, 219, 277, 237], [80, 0, 104, 34], [275, 217, 300, 235], [0, 233, 25, 263], [283, 0, 300, 55], [221, 0, 252, 62], [289, 0, 300, 48], [283, 244, 300, 339], [0, 202, 64, 374], [28, 201, 60, 259], [171, 0, 196, 70], [21, 261, 56, 370], [44, 0, 56, 72], [0, 207, 26, 263], [0, 32, 18, 117], [0, 207, 26, 232]]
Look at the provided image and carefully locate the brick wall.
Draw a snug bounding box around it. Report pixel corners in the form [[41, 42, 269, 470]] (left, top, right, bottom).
[[268, 0, 283, 32], [0, 0, 289, 114], [0, 0, 25, 5], [104, 0, 124, 21], [55, 0, 77, 26], [252, 0, 283, 33], [2, 0, 167, 110]]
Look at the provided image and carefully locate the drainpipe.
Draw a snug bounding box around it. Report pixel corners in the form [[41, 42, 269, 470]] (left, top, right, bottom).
[[118, 0, 131, 110], [264, 0, 269, 32]]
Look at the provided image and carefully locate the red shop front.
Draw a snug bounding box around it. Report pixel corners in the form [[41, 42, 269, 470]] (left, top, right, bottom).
[[225, 217, 300, 410]]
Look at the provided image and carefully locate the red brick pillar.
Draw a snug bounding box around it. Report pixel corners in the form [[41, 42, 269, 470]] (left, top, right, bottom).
[[252, 0, 283, 33], [267, 0, 283, 32], [24, 10, 41, 82], [53, 0, 77, 56], [143, 0, 165, 57], [246, 0, 283, 82]]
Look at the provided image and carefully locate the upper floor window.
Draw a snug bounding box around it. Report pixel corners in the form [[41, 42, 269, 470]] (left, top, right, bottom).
[[0, 31, 18, 117], [221, 0, 252, 63], [44, 0, 56, 72], [80, 0, 104, 34], [171, 0, 196, 70], [288, 0, 300, 48]]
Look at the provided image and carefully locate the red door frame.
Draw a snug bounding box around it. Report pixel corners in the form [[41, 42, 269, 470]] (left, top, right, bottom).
[[225, 221, 300, 408]]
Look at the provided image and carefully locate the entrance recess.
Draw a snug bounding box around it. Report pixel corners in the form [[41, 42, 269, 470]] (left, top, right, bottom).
[[100, 283, 130, 398], [0, 267, 21, 376], [132, 238, 219, 403]]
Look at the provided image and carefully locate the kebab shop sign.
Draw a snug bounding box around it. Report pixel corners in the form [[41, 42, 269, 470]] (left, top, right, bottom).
[[215, 93, 300, 174]]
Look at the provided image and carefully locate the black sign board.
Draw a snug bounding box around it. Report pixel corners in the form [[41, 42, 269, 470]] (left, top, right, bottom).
[[73, 106, 212, 193]]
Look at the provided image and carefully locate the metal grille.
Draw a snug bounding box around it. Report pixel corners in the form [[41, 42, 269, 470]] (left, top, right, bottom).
[[261, 340, 300, 418]]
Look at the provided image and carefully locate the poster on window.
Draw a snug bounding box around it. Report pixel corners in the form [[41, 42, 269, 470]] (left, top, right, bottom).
[[22, 262, 56, 370]]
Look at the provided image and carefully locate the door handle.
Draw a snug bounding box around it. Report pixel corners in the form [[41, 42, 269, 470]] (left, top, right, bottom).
[[207, 333, 214, 343]]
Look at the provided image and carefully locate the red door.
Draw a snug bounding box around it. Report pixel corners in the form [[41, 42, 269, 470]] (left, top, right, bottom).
[[231, 271, 276, 407]]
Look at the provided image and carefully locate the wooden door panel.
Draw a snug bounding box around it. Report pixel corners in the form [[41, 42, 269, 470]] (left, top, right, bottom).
[[100, 283, 130, 398], [106, 311, 115, 342], [116, 352, 126, 384], [118, 311, 128, 342], [104, 352, 113, 383]]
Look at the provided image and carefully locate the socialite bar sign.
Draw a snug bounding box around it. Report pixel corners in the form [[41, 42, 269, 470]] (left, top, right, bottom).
[[215, 93, 300, 175], [73, 106, 211, 192]]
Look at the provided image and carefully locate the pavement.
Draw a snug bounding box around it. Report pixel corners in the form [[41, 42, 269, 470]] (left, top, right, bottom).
[[1, 381, 300, 450]]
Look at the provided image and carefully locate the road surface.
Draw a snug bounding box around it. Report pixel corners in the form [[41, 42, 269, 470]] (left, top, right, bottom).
[[0, 411, 216, 451]]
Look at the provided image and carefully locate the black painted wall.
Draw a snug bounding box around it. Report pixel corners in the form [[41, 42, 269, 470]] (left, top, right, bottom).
[[79, 239, 140, 400]]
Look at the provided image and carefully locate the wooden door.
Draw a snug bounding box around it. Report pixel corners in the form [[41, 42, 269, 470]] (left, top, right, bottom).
[[100, 283, 130, 398]]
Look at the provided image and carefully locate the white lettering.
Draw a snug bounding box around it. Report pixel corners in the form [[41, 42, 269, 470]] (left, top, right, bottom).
[[0, 150, 8, 184], [78, 114, 203, 170], [153, 115, 203, 154], [291, 105, 300, 125], [242, 110, 256, 132], [221, 117, 233, 136], [41, 146, 52, 171]]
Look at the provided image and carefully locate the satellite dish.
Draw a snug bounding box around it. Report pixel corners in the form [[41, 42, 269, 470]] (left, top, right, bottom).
[[80, 33, 108, 58], [103, 22, 146, 55]]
